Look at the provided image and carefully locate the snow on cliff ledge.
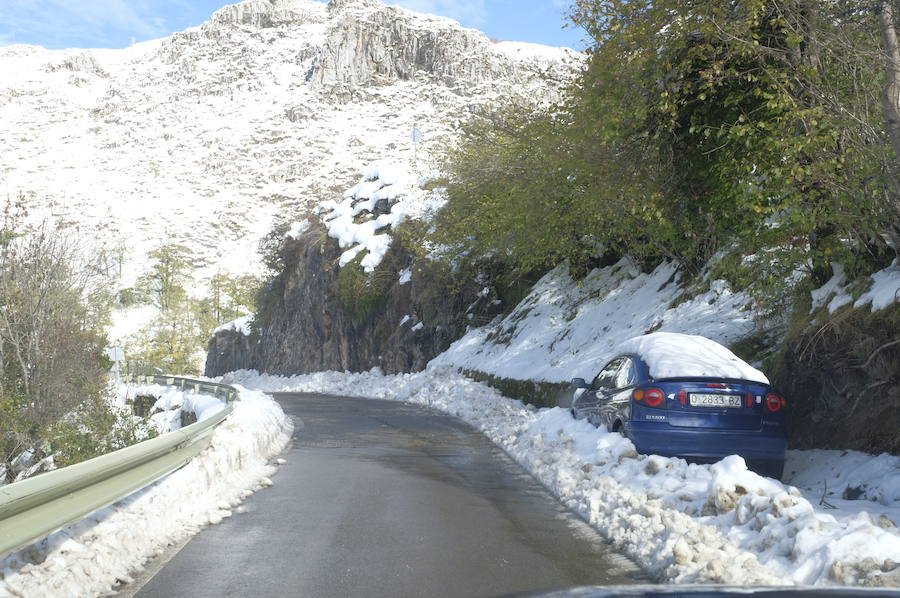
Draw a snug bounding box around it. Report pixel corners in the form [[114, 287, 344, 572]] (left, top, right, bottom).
[[316, 164, 446, 272]]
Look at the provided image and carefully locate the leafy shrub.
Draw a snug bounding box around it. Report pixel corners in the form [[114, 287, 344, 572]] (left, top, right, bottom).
[[335, 252, 392, 324], [48, 395, 157, 468]]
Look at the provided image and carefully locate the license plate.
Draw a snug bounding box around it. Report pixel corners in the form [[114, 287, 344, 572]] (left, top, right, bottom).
[[689, 393, 742, 408]]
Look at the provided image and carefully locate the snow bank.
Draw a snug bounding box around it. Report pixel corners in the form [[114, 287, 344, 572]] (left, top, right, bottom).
[[0, 386, 292, 598], [319, 164, 446, 272], [124, 383, 228, 429], [221, 368, 900, 588], [785, 450, 900, 508], [616, 332, 769, 384], [856, 258, 900, 311], [432, 260, 757, 383]]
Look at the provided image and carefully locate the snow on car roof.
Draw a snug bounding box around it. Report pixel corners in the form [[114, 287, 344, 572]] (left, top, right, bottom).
[[616, 332, 769, 384]]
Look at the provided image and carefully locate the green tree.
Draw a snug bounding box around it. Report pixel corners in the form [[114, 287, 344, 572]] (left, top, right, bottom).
[[0, 195, 121, 481], [130, 244, 263, 374], [135, 244, 193, 312], [431, 102, 601, 273], [431, 0, 899, 300], [567, 0, 897, 280], [131, 244, 201, 374]]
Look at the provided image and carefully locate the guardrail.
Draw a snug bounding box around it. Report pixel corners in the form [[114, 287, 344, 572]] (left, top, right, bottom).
[[0, 375, 238, 560]]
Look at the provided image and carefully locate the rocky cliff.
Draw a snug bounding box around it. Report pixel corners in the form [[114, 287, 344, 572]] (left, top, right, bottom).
[[206, 218, 500, 376], [190, 0, 580, 376]]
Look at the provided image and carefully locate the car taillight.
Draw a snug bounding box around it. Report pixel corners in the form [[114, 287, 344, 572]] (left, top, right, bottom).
[[645, 388, 665, 408], [678, 389, 687, 405], [765, 393, 785, 413], [746, 393, 754, 408]]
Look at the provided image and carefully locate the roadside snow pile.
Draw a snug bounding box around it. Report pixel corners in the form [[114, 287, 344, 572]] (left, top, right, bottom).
[[617, 332, 769, 383], [431, 259, 757, 383], [318, 164, 446, 272], [0, 386, 292, 598], [785, 450, 900, 511], [123, 383, 229, 430], [222, 367, 900, 588]]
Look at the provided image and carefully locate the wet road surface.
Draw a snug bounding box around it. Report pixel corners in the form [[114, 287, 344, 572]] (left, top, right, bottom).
[[132, 393, 643, 598]]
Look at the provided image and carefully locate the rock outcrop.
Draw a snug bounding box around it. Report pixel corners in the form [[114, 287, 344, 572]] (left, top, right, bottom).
[[211, 0, 326, 28], [307, 0, 525, 91], [206, 220, 499, 376]]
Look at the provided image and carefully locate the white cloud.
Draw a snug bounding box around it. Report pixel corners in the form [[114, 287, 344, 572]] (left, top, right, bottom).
[[389, 0, 488, 27]]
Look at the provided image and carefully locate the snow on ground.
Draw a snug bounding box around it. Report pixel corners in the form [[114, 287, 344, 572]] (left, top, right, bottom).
[[784, 450, 900, 523], [0, 385, 292, 598], [431, 259, 758, 383], [220, 367, 900, 588], [810, 260, 900, 314]]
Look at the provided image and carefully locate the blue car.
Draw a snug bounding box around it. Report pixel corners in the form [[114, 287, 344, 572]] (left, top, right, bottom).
[[567, 333, 787, 479]]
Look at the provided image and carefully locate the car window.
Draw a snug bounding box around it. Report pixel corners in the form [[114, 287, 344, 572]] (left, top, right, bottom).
[[592, 358, 624, 390], [614, 357, 637, 388]]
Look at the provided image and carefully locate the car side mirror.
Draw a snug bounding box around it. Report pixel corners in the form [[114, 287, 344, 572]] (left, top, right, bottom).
[[571, 377, 588, 389]]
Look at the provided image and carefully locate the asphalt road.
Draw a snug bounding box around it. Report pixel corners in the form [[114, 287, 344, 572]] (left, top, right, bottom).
[[131, 393, 643, 598]]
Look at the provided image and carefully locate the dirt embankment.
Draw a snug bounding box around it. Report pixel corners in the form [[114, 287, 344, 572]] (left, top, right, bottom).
[[775, 305, 900, 455]]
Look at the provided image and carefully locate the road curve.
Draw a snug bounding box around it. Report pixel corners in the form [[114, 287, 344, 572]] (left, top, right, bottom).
[[132, 393, 643, 598]]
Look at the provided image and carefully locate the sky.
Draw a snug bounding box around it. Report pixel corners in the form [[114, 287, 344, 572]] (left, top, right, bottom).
[[0, 0, 587, 51]]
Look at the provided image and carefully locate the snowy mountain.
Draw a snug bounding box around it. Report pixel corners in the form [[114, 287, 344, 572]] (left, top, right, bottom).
[[0, 0, 578, 315]]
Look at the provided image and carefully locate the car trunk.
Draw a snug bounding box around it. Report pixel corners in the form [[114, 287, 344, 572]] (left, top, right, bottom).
[[656, 378, 768, 431]]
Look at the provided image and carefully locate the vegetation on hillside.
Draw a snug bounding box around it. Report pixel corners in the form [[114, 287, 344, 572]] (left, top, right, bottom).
[[433, 0, 899, 300], [0, 196, 153, 483], [122, 243, 263, 375]]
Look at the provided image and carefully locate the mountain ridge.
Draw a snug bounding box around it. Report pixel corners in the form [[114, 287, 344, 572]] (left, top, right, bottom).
[[0, 0, 579, 340]]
